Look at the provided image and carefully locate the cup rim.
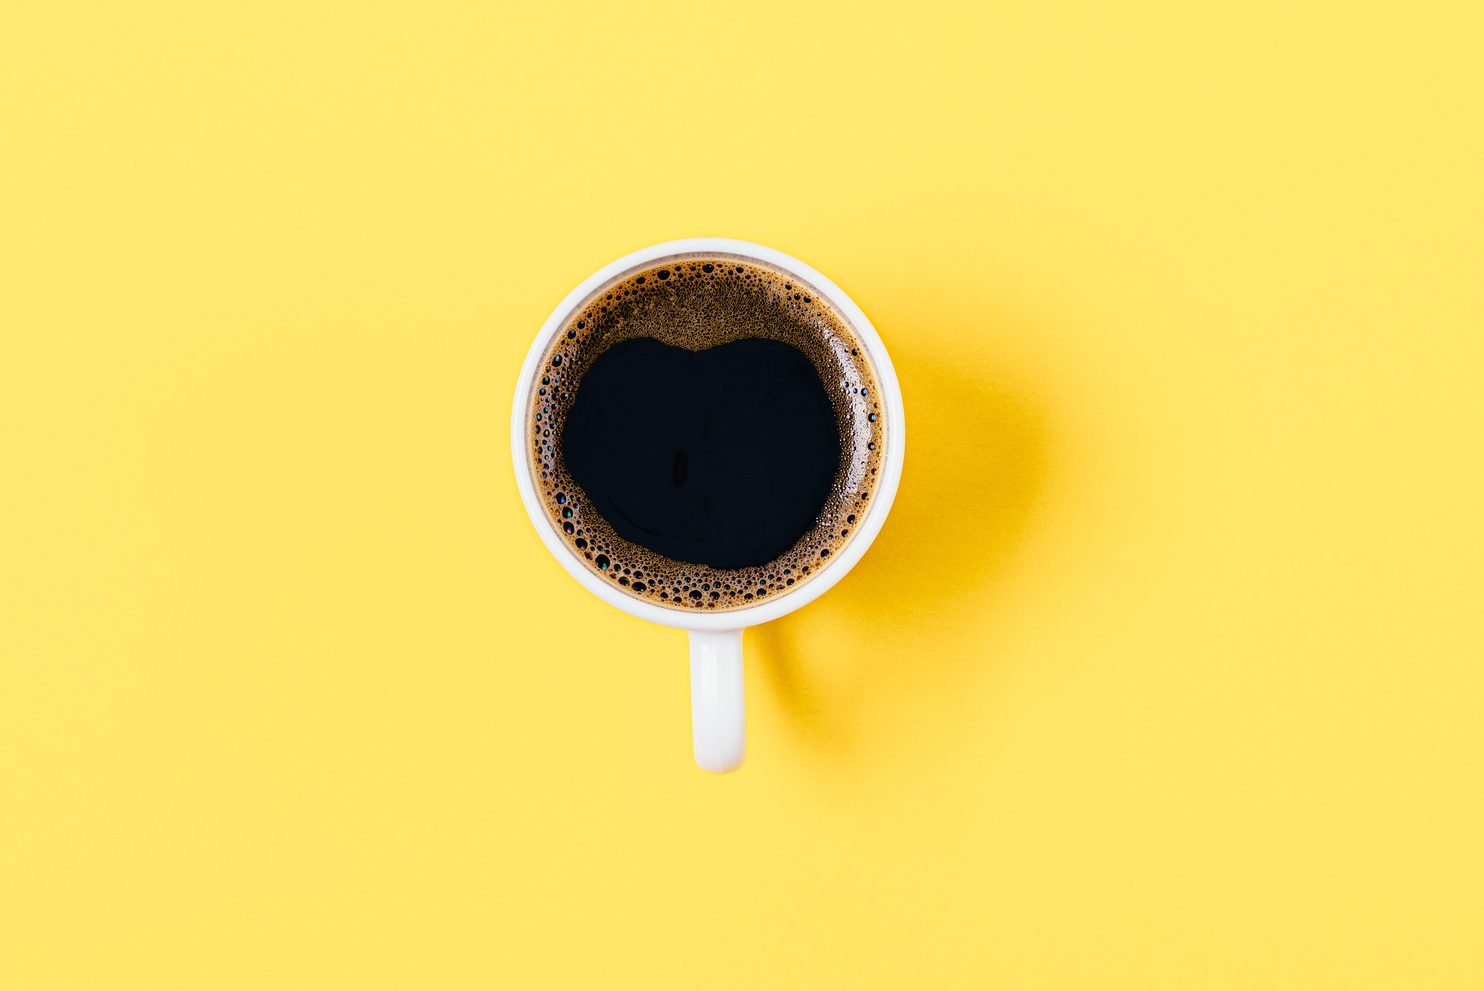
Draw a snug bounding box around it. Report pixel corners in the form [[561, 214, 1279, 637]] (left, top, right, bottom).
[[510, 237, 906, 631]]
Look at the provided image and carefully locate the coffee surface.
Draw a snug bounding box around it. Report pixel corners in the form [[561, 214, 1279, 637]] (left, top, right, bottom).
[[527, 254, 884, 611], [563, 337, 840, 570]]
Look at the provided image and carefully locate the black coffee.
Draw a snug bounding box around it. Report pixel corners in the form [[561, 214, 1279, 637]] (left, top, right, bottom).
[[563, 337, 840, 570], [527, 255, 884, 611]]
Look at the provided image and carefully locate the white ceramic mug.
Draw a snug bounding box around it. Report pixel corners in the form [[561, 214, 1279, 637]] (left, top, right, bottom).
[[511, 238, 905, 773]]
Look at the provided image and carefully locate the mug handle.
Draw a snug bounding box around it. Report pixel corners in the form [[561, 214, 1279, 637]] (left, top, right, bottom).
[[688, 629, 745, 773]]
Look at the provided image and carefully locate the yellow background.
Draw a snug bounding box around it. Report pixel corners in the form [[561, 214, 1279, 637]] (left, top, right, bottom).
[[3, 1, 1481, 987]]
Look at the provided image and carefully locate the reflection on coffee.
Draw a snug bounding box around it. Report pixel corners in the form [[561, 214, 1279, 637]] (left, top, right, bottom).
[[527, 256, 885, 610]]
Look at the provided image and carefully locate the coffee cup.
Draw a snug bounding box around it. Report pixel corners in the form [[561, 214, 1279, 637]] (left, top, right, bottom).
[[511, 238, 905, 772]]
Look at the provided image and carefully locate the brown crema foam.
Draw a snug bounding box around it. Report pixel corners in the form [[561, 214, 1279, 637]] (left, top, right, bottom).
[[527, 254, 885, 611]]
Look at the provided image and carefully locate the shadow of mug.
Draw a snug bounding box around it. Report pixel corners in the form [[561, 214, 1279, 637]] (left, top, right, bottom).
[[753, 338, 1051, 765]]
